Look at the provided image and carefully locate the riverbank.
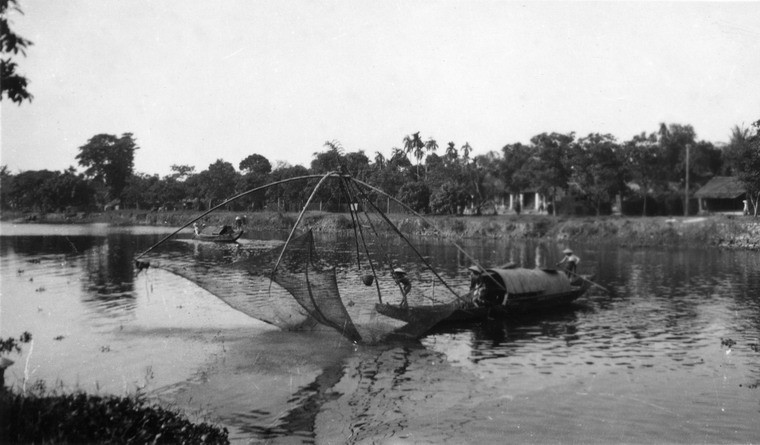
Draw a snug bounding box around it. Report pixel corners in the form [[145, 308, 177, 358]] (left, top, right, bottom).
[[3, 210, 759, 250]]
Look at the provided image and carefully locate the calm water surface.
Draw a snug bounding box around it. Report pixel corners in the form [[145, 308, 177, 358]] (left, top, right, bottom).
[[1, 222, 759, 444]]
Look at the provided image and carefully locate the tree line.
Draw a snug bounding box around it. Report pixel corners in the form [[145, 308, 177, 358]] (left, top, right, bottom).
[[2, 120, 759, 217], [3, 3, 759, 217]]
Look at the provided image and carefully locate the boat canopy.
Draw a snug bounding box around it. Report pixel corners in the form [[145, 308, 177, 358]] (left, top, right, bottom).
[[483, 268, 572, 295], [201, 225, 233, 235]]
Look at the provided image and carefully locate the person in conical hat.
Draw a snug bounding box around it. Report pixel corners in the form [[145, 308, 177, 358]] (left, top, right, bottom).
[[556, 248, 580, 274], [468, 265, 484, 290], [392, 268, 412, 306]]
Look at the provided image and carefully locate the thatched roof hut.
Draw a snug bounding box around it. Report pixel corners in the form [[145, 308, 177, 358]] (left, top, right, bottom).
[[694, 176, 746, 213]]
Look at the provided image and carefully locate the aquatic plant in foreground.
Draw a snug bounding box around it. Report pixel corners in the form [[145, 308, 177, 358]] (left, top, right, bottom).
[[0, 333, 229, 444], [0, 381, 229, 444]]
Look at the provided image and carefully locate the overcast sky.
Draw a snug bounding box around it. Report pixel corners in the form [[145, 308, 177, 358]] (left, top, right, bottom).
[[2, 1, 759, 176]]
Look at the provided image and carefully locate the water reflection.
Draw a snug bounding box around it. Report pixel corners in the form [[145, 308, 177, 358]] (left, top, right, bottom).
[[427, 308, 583, 365], [1, 228, 180, 319], [79, 234, 138, 317], [0, 233, 99, 258], [232, 359, 346, 443], [3, 224, 760, 443], [321, 342, 465, 443]]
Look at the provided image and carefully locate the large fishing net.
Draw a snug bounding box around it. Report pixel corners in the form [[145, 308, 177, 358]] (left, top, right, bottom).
[[268, 230, 362, 342], [137, 173, 470, 343]]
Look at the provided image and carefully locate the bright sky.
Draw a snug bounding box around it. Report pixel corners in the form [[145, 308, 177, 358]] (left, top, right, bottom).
[[1, 1, 759, 176]]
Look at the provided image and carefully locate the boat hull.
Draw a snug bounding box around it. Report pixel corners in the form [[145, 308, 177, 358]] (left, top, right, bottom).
[[194, 230, 244, 243], [375, 282, 590, 325]]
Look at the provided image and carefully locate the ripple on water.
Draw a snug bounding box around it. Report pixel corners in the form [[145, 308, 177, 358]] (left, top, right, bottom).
[[3, 227, 760, 443]]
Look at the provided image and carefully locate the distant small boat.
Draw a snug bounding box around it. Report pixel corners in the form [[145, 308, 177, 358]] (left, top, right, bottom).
[[193, 223, 244, 243], [376, 266, 591, 326]]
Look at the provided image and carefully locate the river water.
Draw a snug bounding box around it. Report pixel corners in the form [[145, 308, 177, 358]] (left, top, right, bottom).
[[1, 222, 759, 444]]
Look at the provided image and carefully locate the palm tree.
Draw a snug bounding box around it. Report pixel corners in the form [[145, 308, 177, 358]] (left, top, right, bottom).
[[658, 122, 670, 142], [445, 141, 458, 164], [424, 138, 438, 155], [374, 151, 386, 170], [730, 124, 750, 144], [423, 138, 438, 178], [389, 147, 408, 169], [724, 124, 750, 176], [403, 132, 425, 180], [323, 140, 343, 154], [402, 133, 419, 157], [461, 142, 473, 164]]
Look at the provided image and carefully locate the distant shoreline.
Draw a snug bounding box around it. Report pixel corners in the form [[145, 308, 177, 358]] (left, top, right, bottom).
[[2, 210, 759, 250]]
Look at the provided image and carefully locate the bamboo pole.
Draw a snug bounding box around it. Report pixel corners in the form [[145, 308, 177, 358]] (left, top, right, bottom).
[[135, 174, 329, 259]]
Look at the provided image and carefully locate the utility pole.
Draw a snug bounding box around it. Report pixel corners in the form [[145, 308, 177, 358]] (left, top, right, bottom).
[[684, 144, 690, 216]]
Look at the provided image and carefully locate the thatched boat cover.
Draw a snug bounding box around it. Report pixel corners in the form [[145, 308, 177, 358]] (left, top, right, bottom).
[[201, 225, 232, 236], [485, 268, 572, 295]]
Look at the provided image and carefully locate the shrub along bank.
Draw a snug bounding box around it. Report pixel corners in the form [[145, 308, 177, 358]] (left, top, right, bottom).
[[0, 333, 229, 444], [3, 210, 759, 250], [379, 214, 760, 250], [0, 384, 229, 444]]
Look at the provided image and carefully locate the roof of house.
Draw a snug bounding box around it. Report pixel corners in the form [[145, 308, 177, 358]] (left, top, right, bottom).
[[694, 176, 746, 199]]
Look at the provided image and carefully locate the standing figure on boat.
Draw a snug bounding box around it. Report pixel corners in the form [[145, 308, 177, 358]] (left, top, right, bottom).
[[235, 216, 243, 230], [556, 248, 580, 275], [393, 268, 412, 306]]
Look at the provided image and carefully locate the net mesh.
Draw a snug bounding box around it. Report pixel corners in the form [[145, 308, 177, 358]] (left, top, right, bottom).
[[269, 231, 362, 343], [145, 239, 318, 330], [140, 175, 467, 343]]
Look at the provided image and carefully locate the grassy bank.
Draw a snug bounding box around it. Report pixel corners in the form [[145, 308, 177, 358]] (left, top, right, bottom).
[[3, 210, 759, 250], [383, 213, 760, 249]]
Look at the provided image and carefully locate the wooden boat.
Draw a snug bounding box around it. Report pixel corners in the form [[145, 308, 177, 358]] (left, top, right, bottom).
[[193, 223, 244, 243], [375, 266, 591, 325]]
